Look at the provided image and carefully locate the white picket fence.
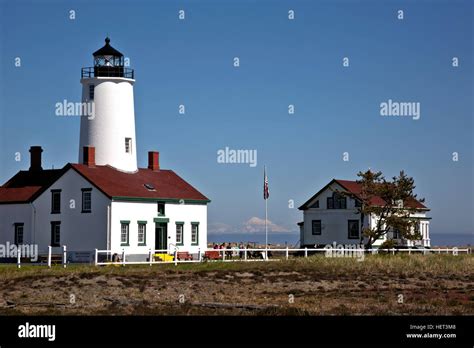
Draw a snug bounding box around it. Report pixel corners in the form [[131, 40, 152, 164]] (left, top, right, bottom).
[[12, 245, 471, 268]]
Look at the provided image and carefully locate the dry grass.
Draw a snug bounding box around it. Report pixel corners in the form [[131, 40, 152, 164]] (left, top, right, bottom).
[[0, 254, 472, 316]]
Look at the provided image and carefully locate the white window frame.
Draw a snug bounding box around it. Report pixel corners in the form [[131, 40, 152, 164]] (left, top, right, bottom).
[[176, 223, 184, 245], [121, 222, 129, 246], [138, 223, 146, 245], [191, 223, 199, 245]]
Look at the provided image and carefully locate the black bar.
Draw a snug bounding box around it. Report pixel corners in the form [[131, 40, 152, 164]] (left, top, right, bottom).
[[0, 315, 472, 346]]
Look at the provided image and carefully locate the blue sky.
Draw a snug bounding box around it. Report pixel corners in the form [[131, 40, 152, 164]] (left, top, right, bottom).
[[0, 0, 472, 240]]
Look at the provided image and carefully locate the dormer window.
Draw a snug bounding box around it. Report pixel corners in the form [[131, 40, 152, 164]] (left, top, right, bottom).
[[125, 138, 132, 153]]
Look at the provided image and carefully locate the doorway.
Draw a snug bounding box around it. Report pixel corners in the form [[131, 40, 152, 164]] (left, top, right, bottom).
[[155, 223, 168, 251]]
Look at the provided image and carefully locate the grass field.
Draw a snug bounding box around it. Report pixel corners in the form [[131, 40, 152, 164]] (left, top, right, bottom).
[[0, 254, 472, 315]]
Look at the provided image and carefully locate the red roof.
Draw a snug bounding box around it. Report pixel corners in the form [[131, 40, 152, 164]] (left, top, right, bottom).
[[71, 164, 209, 202], [335, 179, 426, 209], [0, 169, 66, 204], [299, 179, 427, 210], [0, 164, 209, 204]]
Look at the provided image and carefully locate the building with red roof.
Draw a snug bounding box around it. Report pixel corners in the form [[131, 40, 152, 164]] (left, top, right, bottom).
[[0, 39, 209, 262], [298, 179, 431, 248]]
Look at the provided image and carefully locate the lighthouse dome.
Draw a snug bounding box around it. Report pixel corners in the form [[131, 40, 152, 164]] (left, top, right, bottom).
[[93, 37, 124, 62]]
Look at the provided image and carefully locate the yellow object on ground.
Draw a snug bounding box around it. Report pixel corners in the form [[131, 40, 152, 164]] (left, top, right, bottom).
[[154, 253, 174, 262]]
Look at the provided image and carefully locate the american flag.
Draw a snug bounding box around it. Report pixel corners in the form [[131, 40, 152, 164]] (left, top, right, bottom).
[[263, 166, 269, 200]]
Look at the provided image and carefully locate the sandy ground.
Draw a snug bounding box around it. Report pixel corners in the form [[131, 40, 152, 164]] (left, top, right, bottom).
[[0, 256, 472, 315]]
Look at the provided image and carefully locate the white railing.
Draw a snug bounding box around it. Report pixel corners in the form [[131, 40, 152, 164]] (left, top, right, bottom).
[[92, 246, 471, 266], [94, 248, 204, 266], [11, 245, 471, 268]]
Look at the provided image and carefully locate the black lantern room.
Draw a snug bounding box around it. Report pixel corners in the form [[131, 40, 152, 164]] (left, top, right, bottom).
[[81, 37, 134, 79]]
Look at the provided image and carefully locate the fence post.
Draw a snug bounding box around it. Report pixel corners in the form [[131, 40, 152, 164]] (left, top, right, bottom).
[[408, 248, 411, 255], [392, 248, 395, 255], [121, 249, 125, 267], [286, 246, 289, 260], [244, 249, 247, 261], [174, 247, 178, 266], [222, 249, 225, 261], [48, 246, 52, 268], [149, 249, 152, 266], [94, 249, 98, 266], [304, 247, 308, 258], [63, 245, 67, 268], [198, 248, 201, 262], [17, 248, 21, 269]]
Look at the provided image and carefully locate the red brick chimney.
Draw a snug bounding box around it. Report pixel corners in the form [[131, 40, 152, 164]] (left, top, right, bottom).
[[29, 146, 43, 171], [83, 146, 96, 167], [148, 151, 160, 171]]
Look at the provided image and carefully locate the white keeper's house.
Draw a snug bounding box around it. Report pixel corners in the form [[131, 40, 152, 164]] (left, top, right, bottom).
[[0, 38, 210, 262], [298, 179, 431, 248]]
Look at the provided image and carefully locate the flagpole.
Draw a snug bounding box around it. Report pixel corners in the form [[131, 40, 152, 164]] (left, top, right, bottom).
[[264, 166, 268, 260], [265, 194, 268, 258]]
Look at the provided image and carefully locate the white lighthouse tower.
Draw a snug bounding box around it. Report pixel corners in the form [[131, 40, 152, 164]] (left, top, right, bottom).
[[79, 37, 138, 172]]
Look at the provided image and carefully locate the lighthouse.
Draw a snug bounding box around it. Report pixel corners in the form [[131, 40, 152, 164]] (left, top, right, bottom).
[[79, 37, 138, 172]]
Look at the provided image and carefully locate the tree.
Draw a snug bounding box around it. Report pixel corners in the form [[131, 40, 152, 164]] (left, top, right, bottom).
[[343, 170, 424, 249]]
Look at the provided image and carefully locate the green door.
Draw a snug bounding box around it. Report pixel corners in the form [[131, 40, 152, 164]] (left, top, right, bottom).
[[155, 223, 168, 251]]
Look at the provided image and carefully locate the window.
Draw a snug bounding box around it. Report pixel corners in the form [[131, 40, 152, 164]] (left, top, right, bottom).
[[348, 220, 359, 239], [120, 221, 130, 246], [327, 197, 334, 209], [125, 138, 132, 153], [89, 84, 94, 100], [14, 223, 24, 245], [328, 193, 346, 209], [312, 220, 322, 235], [414, 223, 420, 234], [191, 223, 199, 245], [393, 228, 400, 239], [81, 188, 92, 213], [176, 223, 184, 245], [51, 190, 61, 214], [51, 221, 61, 247], [355, 199, 362, 208], [157, 202, 165, 216], [335, 193, 346, 209], [138, 222, 146, 246], [144, 183, 155, 191]]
